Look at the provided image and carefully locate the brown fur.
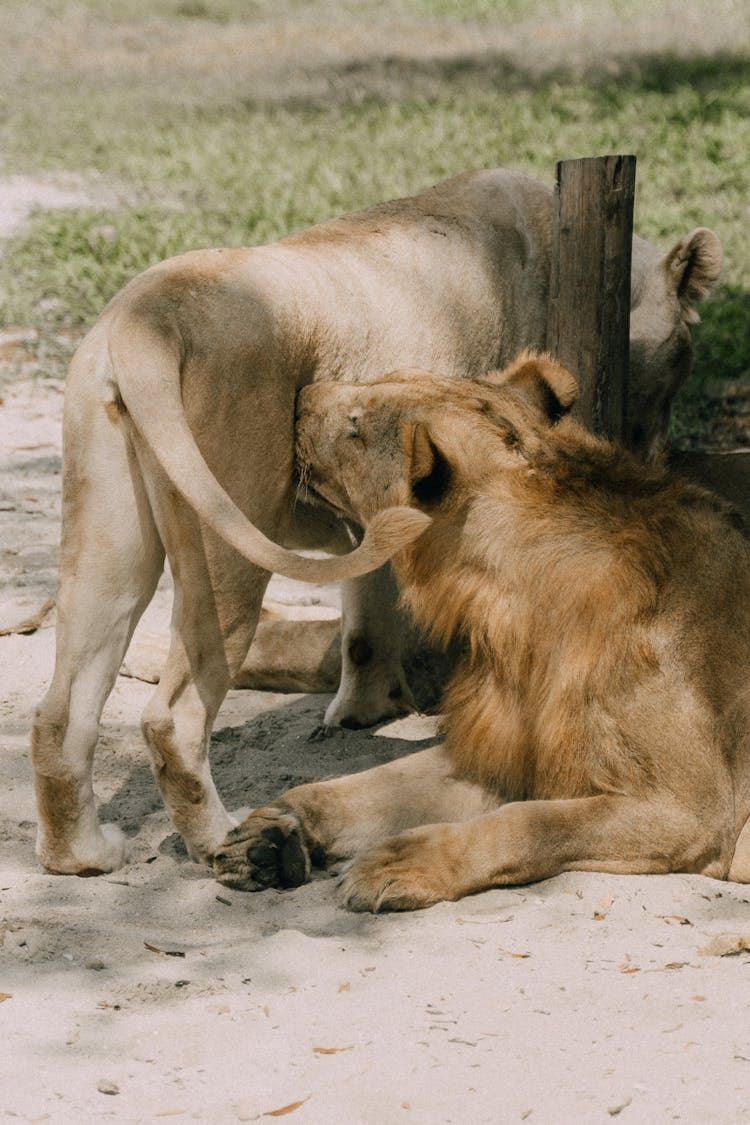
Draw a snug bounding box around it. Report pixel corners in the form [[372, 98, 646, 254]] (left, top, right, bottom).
[[215, 353, 750, 910]]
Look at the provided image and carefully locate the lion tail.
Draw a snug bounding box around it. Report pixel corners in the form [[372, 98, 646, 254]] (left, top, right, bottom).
[[104, 315, 430, 583]]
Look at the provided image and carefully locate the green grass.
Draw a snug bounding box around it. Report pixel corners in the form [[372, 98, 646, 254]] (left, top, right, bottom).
[[0, 0, 748, 442]]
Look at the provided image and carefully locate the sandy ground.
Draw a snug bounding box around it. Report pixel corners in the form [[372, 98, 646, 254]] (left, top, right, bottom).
[[3, 343, 750, 1125], [2, 210, 750, 1123]]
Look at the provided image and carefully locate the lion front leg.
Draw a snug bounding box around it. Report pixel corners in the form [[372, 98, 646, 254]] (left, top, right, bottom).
[[213, 744, 495, 891], [340, 793, 734, 912], [324, 567, 416, 727]]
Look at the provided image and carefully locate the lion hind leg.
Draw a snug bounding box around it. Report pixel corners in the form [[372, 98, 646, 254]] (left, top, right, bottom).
[[32, 461, 164, 875], [140, 518, 272, 864]]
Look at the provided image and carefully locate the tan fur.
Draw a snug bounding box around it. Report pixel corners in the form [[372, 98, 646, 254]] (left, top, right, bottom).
[[33, 167, 720, 875], [121, 608, 342, 693], [215, 355, 750, 910]]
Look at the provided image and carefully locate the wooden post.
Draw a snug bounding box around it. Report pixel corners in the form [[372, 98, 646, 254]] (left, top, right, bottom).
[[546, 154, 636, 442]]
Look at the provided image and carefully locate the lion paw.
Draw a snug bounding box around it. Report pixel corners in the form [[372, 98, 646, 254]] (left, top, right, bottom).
[[213, 808, 311, 892], [36, 822, 130, 876], [324, 674, 417, 729], [338, 830, 451, 913]]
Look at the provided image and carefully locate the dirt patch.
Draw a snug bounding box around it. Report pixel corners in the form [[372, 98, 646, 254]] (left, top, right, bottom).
[[0, 171, 126, 238]]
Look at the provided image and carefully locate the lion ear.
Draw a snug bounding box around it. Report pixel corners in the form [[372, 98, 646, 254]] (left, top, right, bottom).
[[403, 422, 452, 506], [485, 350, 578, 424], [663, 227, 722, 322]]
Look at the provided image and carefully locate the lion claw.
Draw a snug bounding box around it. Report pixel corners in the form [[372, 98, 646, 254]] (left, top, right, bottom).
[[338, 837, 445, 914]]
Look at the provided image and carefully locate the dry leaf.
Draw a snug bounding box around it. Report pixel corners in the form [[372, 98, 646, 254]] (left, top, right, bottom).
[[457, 915, 513, 925], [699, 932, 750, 958], [263, 1097, 310, 1117], [0, 992, 12, 1002], [657, 914, 692, 926], [337, 982, 350, 993], [498, 947, 530, 958], [143, 941, 185, 958], [0, 598, 54, 637], [593, 893, 615, 921], [312, 1045, 353, 1055]]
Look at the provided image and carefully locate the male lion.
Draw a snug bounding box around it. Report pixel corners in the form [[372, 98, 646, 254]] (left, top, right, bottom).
[[32, 167, 721, 876], [214, 354, 750, 911]]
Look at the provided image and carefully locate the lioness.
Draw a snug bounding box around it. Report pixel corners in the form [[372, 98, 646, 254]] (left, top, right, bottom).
[[32, 167, 720, 876], [214, 354, 750, 910]]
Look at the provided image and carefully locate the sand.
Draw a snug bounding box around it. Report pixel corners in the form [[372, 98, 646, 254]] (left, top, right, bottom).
[[2, 351, 750, 1125]]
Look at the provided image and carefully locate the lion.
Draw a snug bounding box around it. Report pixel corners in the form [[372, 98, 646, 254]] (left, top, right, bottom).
[[213, 353, 750, 911], [32, 167, 721, 877], [120, 601, 343, 694]]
